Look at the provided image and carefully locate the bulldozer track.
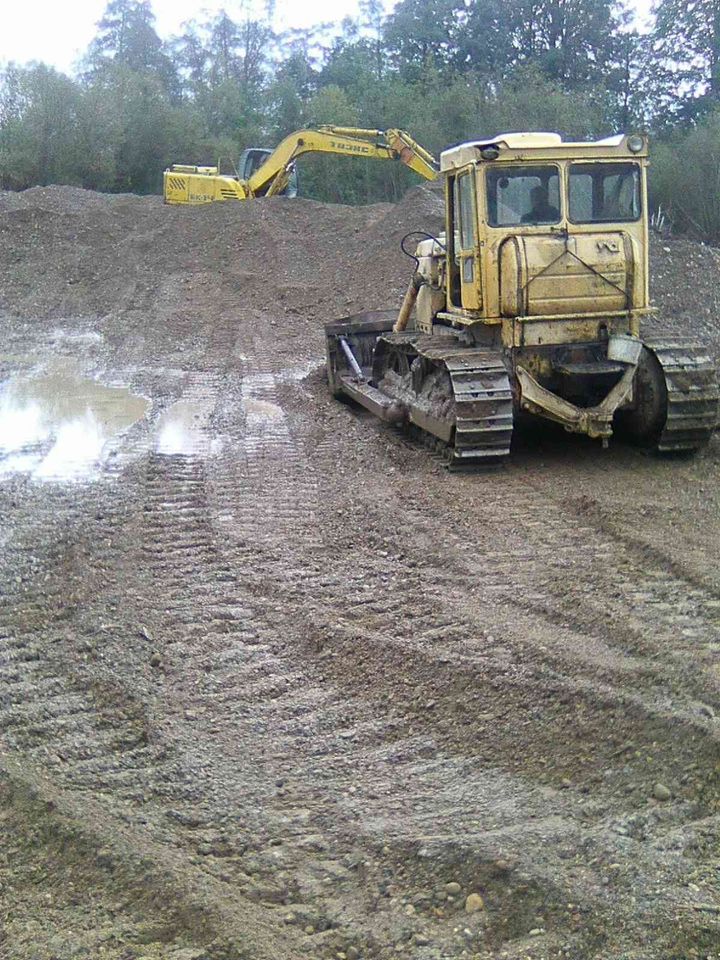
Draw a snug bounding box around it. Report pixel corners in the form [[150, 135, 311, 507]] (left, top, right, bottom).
[[649, 338, 720, 452], [377, 334, 514, 466], [438, 347, 514, 466]]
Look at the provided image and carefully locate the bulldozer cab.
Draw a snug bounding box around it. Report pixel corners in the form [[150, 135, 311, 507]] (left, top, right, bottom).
[[440, 133, 649, 343]]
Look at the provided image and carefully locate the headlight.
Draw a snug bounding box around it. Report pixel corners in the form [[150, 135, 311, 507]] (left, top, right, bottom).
[[627, 134, 645, 153], [480, 144, 500, 161]]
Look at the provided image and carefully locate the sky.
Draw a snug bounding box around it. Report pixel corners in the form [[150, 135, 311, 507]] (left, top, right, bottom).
[[1, 0, 654, 75]]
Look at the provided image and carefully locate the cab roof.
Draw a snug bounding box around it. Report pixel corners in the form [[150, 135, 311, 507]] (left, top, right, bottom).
[[439, 133, 646, 172]]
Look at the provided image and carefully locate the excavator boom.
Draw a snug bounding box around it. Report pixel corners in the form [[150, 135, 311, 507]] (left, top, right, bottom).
[[163, 126, 437, 204]]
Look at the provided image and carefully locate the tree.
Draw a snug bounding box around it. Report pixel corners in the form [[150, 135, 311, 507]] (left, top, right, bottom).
[[456, 0, 517, 78], [506, 0, 630, 88], [0, 65, 84, 189], [383, 0, 461, 82], [171, 23, 210, 101], [652, 0, 720, 121], [86, 0, 178, 98]]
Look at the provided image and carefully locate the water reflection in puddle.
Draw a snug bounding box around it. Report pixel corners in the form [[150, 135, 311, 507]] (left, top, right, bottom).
[[0, 368, 149, 481], [156, 400, 212, 456], [241, 397, 284, 421]]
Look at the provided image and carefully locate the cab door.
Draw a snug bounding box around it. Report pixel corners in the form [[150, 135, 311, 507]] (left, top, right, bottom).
[[453, 169, 481, 311]]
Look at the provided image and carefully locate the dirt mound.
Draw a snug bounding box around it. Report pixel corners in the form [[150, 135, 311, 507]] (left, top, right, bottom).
[[2, 184, 716, 353]]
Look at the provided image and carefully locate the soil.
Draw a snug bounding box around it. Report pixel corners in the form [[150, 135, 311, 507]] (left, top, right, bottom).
[[0, 183, 719, 960]]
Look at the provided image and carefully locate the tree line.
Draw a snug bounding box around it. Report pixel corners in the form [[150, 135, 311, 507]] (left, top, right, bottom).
[[1, 0, 719, 239]]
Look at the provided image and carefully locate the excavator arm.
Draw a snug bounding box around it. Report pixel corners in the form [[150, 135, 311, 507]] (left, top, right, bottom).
[[163, 126, 437, 204], [248, 126, 438, 198]]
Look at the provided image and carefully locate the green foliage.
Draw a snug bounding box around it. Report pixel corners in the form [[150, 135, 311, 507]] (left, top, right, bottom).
[[653, 0, 720, 121], [85, 0, 178, 98], [0, 65, 84, 189], [651, 112, 720, 243]]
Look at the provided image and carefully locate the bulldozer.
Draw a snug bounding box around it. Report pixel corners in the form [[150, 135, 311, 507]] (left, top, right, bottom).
[[163, 126, 437, 204], [325, 132, 719, 465]]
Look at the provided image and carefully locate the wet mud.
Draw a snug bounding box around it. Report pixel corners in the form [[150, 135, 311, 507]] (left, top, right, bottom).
[[0, 184, 718, 960]]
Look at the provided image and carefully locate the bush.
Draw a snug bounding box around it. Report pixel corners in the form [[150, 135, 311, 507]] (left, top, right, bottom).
[[650, 112, 720, 244]]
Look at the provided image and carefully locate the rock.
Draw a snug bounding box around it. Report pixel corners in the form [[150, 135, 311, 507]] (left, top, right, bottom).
[[698, 703, 716, 719], [653, 782, 671, 801], [149, 651, 162, 667], [529, 927, 544, 936], [347, 948, 360, 960], [445, 881, 462, 896], [464, 893, 484, 913]]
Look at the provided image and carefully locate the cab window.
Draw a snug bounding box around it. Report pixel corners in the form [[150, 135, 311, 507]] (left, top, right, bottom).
[[455, 173, 476, 249], [569, 162, 641, 223], [486, 165, 561, 227], [453, 172, 477, 282]]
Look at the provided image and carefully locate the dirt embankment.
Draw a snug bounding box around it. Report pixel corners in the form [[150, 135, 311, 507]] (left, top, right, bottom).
[[0, 185, 718, 960]]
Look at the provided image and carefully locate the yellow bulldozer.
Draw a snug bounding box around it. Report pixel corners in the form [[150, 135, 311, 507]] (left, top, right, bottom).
[[325, 132, 719, 465], [163, 126, 437, 204]]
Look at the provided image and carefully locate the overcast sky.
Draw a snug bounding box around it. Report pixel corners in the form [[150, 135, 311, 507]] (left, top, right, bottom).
[[1, 0, 654, 75]]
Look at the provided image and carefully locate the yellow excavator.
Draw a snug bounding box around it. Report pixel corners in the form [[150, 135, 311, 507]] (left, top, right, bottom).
[[325, 132, 719, 465], [163, 126, 437, 204]]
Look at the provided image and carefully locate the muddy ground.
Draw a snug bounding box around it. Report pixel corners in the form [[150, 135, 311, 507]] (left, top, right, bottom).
[[0, 184, 718, 960]]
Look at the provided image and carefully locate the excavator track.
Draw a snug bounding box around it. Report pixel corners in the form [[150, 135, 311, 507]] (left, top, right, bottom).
[[648, 338, 719, 452], [375, 334, 514, 467]]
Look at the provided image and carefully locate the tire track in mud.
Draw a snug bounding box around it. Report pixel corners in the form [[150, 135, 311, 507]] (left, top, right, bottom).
[[178, 350, 715, 955], [303, 394, 718, 686], [142, 341, 601, 957], [1, 343, 716, 959], [301, 395, 720, 723], [0, 364, 314, 957], [257, 378, 720, 953], [110, 342, 417, 955], [0, 492, 164, 802], [0, 484, 255, 954]]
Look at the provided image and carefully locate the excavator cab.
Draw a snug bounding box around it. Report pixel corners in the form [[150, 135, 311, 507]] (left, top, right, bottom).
[[326, 132, 719, 464], [237, 148, 299, 197]]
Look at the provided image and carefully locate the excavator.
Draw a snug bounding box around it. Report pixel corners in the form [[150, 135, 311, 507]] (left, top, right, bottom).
[[163, 126, 437, 204], [325, 132, 719, 465]]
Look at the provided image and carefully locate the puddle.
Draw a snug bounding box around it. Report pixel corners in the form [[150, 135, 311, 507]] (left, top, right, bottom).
[[50, 329, 104, 345], [278, 358, 324, 383], [156, 400, 212, 456], [241, 397, 284, 421], [0, 367, 149, 481]]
